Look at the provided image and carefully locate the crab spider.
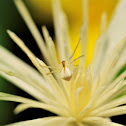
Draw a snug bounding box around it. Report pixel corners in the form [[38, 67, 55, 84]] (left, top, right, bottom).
[[37, 39, 84, 81]]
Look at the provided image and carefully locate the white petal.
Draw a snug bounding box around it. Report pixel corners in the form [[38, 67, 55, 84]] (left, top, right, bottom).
[[94, 80, 124, 108], [0, 46, 61, 103], [0, 72, 52, 102], [97, 105, 126, 118], [83, 117, 124, 126], [97, 0, 126, 70], [98, 71, 126, 100], [0, 93, 68, 116], [80, 22, 88, 69], [100, 13, 107, 34], [7, 31, 65, 99], [106, 0, 126, 55], [82, 0, 88, 22], [6, 117, 53, 126], [14, 103, 68, 116], [7, 117, 75, 126], [74, 87, 84, 111], [100, 38, 126, 84], [92, 0, 126, 80], [91, 13, 107, 75], [90, 95, 126, 116], [42, 26, 58, 65], [0, 46, 46, 87], [52, 0, 71, 61], [14, 0, 50, 63]]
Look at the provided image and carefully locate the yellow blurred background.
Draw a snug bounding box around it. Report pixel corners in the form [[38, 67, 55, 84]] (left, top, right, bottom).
[[25, 0, 118, 64]]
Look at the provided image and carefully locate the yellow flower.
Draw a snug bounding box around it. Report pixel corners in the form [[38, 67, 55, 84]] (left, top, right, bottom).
[[0, 0, 126, 125]]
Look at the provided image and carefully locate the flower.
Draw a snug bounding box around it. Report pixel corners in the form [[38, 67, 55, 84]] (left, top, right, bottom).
[[0, 0, 126, 125]]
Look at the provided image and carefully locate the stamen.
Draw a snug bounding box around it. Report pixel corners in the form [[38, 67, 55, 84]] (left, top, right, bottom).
[[46, 70, 58, 75], [68, 39, 80, 61], [37, 58, 56, 69], [70, 55, 84, 64]]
